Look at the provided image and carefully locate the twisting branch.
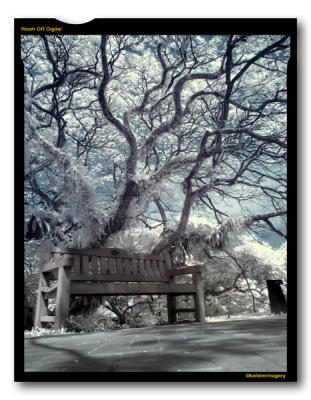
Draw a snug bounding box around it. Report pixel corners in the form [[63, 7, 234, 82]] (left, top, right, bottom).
[[224, 250, 257, 313], [23, 34, 289, 251], [138, 70, 223, 156], [98, 35, 137, 178]]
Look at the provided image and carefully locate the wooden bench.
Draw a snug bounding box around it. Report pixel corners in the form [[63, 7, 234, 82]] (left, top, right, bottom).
[[34, 246, 206, 329]]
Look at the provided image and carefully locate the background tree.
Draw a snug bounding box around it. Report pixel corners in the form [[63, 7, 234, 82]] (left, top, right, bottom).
[[23, 34, 288, 253]]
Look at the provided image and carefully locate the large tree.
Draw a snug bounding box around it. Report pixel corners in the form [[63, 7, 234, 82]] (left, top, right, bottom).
[[23, 34, 288, 256]]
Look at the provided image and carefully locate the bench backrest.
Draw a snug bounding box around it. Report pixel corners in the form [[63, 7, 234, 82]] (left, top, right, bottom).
[[49, 247, 172, 282]]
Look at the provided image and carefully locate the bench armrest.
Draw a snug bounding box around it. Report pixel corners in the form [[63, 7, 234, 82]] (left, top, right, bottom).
[[167, 265, 204, 277], [41, 261, 60, 273], [41, 254, 74, 272]]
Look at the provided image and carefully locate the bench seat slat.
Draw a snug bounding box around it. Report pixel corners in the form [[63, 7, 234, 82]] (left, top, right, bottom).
[[71, 282, 196, 295], [71, 273, 169, 282]]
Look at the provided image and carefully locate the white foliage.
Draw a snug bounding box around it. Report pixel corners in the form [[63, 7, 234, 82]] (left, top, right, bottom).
[[23, 34, 288, 265], [236, 235, 287, 269], [105, 226, 162, 253]]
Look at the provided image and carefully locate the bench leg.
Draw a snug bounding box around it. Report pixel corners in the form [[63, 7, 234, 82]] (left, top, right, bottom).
[[54, 266, 71, 330], [167, 294, 177, 324], [193, 272, 206, 323], [34, 272, 49, 328]]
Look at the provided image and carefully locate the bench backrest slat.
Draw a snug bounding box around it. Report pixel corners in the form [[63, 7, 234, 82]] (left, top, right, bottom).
[[82, 255, 89, 275], [72, 254, 80, 274], [51, 247, 165, 261], [91, 256, 99, 275], [100, 257, 109, 274], [116, 258, 123, 274], [109, 257, 117, 274], [48, 247, 170, 282]]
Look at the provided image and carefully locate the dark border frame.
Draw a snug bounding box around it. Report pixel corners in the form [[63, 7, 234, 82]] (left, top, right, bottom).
[[15, 18, 297, 382]]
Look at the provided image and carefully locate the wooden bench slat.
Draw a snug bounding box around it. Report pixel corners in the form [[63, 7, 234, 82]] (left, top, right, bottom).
[[116, 258, 123, 274], [152, 260, 160, 277], [108, 257, 117, 274], [51, 247, 165, 261], [91, 256, 99, 275], [124, 258, 131, 275], [164, 251, 172, 270], [145, 259, 153, 276], [41, 283, 58, 293], [70, 273, 169, 282], [40, 316, 55, 323], [100, 257, 108, 274], [41, 261, 59, 273], [158, 260, 166, 276], [82, 255, 89, 275], [138, 259, 145, 275], [73, 254, 81, 274], [167, 265, 203, 276], [53, 253, 74, 267], [71, 282, 196, 295], [132, 259, 138, 275]]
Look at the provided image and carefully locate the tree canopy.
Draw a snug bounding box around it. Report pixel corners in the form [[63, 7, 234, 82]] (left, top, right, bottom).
[[23, 34, 289, 256]]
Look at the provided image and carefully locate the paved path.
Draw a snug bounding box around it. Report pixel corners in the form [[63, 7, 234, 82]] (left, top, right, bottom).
[[25, 317, 286, 372]]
